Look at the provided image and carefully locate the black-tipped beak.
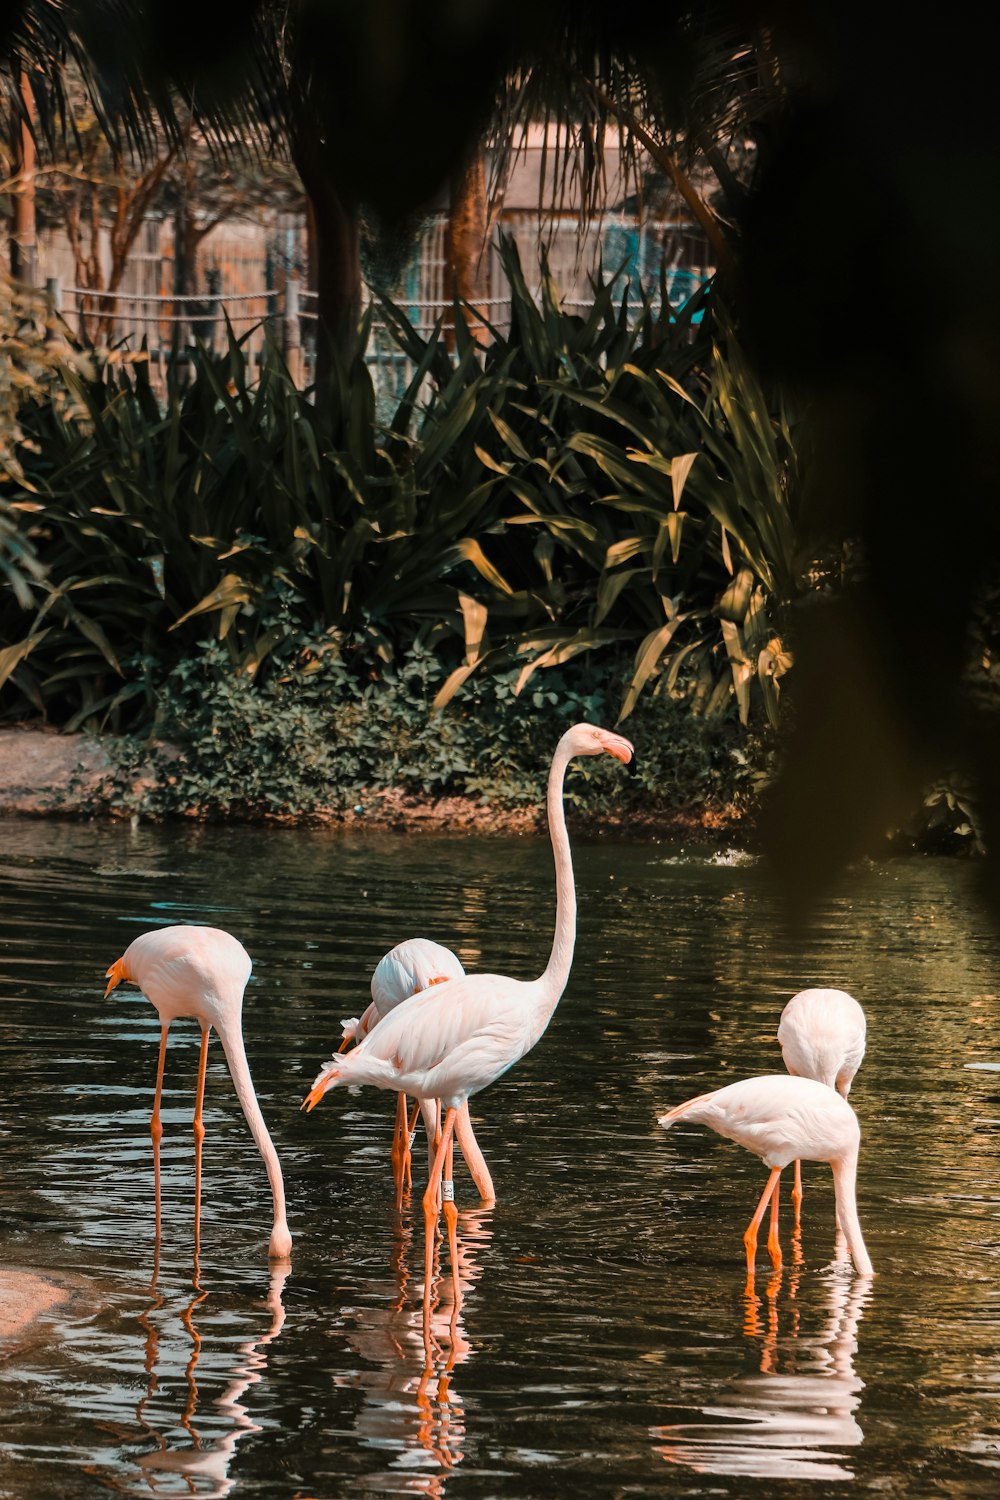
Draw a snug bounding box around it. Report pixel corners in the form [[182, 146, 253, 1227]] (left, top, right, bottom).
[[626, 750, 639, 777]]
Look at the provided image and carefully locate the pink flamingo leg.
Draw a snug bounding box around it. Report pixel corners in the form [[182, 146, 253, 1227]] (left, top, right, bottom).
[[423, 1106, 458, 1325], [743, 1166, 782, 1279], [150, 1024, 169, 1239], [455, 1101, 495, 1204], [192, 1026, 210, 1255], [791, 1157, 803, 1228], [767, 1172, 783, 1269]]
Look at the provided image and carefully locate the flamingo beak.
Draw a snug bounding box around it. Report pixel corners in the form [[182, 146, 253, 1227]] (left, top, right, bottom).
[[599, 731, 636, 768], [104, 958, 126, 998], [302, 1069, 336, 1113]]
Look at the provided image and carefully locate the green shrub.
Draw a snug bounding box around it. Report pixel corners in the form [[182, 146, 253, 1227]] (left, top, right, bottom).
[[2, 243, 800, 739], [86, 629, 757, 824]]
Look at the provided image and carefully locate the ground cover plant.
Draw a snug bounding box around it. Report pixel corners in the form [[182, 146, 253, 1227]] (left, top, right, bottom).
[[73, 633, 757, 827]]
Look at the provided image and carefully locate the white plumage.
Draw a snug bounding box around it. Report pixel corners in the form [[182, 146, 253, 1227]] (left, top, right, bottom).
[[659, 1074, 873, 1277], [303, 722, 635, 1321], [341, 937, 466, 1046], [776, 987, 867, 1224], [340, 937, 494, 1205], [104, 924, 291, 1261], [777, 988, 866, 1095]]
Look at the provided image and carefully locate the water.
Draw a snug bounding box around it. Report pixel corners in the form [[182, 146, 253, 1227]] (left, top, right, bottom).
[[1, 815, 999, 1497]]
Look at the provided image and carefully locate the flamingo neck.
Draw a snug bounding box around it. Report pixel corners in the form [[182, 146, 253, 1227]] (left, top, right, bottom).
[[533, 738, 577, 1033], [216, 1021, 292, 1260], [832, 1150, 873, 1277]]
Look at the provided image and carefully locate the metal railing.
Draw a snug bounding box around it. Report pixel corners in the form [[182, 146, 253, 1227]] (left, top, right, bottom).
[[39, 213, 714, 400]]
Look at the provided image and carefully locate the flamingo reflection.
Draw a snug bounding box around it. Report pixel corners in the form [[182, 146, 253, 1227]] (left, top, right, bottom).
[[118, 1250, 287, 1497], [334, 1206, 493, 1495], [653, 1252, 871, 1482]]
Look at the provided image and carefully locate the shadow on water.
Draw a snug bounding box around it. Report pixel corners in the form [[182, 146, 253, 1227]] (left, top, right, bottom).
[[3, 817, 1000, 1494]]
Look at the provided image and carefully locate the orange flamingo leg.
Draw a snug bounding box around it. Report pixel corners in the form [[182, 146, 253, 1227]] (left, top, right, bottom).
[[423, 1106, 458, 1330], [743, 1166, 782, 1282], [150, 1023, 169, 1240], [405, 1100, 421, 1190], [791, 1157, 803, 1229], [442, 1133, 462, 1319], [390, 1092, 408, 1207], [192, 1026, 210, 1256]]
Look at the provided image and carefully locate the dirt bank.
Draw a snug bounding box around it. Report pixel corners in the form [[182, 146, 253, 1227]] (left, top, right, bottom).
[[0, 1270, 69, 1343], [0, 727, 111, 814], [0, 727, 746, 841]]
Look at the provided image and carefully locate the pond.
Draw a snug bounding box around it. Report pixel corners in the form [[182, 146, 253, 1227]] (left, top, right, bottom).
[[1, 812, 999, 1497]]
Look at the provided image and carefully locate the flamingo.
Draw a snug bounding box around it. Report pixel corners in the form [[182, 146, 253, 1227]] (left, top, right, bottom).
[[340, 938, 496, 1208], [303, 722, 635, 1320], [104, 924, 292, 1260], [777, 988, 866, 1223], [658, 1074, 873, 1280]]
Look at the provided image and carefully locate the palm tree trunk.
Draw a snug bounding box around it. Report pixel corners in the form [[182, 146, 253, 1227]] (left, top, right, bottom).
[[446, 148, 489, 345], [290, 123, 360, 384], [9, 71, 37, 285]]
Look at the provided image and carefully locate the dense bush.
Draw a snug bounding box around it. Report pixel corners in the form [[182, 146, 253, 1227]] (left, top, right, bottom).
[[84, 630, 758, 824], [1, 243, 798, 742]]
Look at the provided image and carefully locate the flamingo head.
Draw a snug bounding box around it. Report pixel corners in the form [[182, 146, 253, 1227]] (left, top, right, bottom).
[[338, 1016, 361, 1052], [268, 1220, 293, 1261], [302, 1062, 338, 1113], [104, 956, 129, 998], [564, 723, 636, 768]]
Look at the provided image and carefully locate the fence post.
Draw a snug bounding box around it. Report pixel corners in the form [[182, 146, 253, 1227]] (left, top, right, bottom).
[[44, 276, 65, 349], [283, 275, 302, 385]]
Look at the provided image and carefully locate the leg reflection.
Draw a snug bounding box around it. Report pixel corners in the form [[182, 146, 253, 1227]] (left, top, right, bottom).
[[124, 1250, 289, 1497], [339, 1205, 493, 1489], [657, 1264, 871, 1482], [149, 1025, 169, 1241]]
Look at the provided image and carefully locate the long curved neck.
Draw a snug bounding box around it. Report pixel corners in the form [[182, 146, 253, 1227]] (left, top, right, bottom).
[[535, 738, 577, 1024], [832, 1150, 873, 1277], [216, 1021, 290, 1257]]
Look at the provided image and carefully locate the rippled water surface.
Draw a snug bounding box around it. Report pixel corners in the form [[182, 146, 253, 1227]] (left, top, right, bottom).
[[1, 816, 1000, 1497]]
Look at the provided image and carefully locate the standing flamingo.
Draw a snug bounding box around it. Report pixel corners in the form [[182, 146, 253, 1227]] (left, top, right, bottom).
[[658, 1074, 873, 1280], [340, 938, 495, 1208], [104, 924, 291, 1260], [303, 722, 635, 1321], [777, 988, 866, 1224]]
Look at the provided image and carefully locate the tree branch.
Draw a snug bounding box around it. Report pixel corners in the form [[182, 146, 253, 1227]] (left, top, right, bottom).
[[588, 84, 737, 281]]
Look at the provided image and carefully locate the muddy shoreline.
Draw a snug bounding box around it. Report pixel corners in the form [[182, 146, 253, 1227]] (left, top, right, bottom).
[[0, 726, 748, 842], [0, 1270, 70, 1347]]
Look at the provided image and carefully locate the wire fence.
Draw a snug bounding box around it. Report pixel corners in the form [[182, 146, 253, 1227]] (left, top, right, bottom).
[[38, 211, 713, 400]]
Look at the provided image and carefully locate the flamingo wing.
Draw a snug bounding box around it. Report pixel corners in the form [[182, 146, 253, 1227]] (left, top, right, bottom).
[[313, 973, 531, 1100]]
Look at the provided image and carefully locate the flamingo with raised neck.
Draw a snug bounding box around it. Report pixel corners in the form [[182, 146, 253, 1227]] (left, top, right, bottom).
[[303, 722, 635, 1319]]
